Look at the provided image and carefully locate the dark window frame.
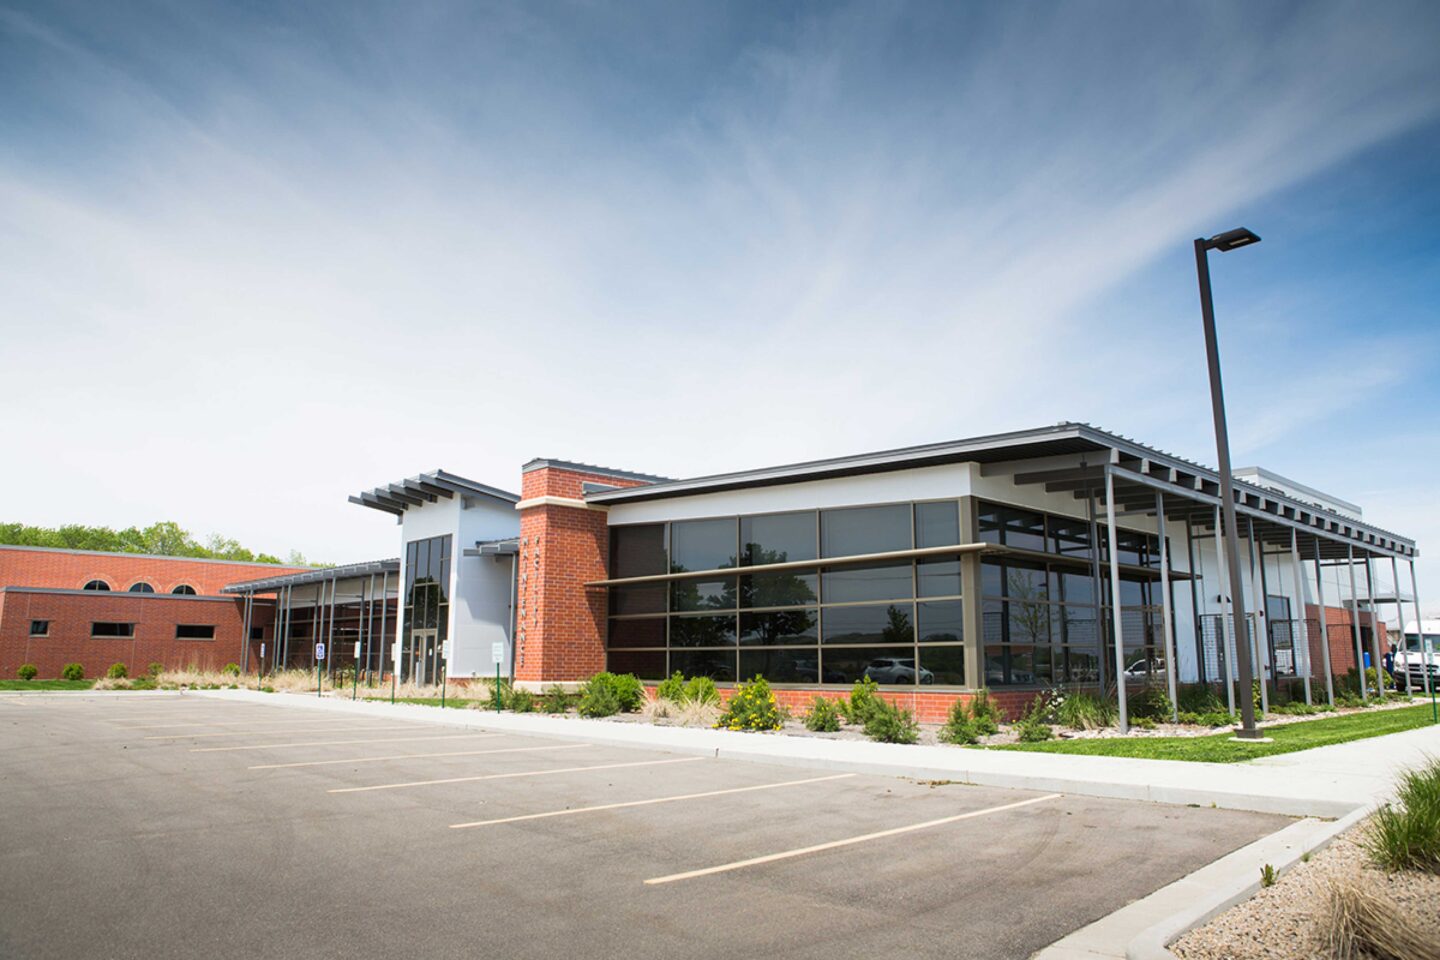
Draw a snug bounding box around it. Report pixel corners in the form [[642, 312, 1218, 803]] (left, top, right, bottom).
[[29, 619, 49, 638]]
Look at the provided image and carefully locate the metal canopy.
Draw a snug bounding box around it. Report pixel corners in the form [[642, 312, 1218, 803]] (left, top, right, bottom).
[[584, 422, 1415, 561], [997, 454, 1413, 561], [222, 558, 400, 594], [464, 538, 520, 558], [349, 469, 519, 517]]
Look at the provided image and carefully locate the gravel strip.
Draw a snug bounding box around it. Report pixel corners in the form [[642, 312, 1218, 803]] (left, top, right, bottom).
[[1171, 824, 1440, 960]]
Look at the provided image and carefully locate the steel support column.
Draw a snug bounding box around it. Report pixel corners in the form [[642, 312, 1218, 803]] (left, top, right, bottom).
[[1312, 538, 1336, 706], [1397, 556, 1431, 697], [1155, 493, 1178, 720], [1105, 469, 1129, 733], [1288, 529, 1312, 705], [326, 579, 338, 680], [1087, 488, 1108, 691], [1365, 557, 1385, 693], [379, 571, 390, 681], [1246, 518, 1269, 716], [1214, 504, 1237, 716], [1407, 560, 1436, 722], [1347, 545, 1367, 700], [241, 592, 254, 675]]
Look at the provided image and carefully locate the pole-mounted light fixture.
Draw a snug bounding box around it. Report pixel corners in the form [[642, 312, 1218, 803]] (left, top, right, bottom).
[[1194, 226, 1263, 739]]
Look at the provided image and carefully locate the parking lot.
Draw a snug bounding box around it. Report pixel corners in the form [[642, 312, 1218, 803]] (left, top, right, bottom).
[[0, 694, 1290, 960]]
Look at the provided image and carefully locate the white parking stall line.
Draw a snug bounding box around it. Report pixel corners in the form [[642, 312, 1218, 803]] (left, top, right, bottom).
[[449, 773, 857, 830], [145, 724, 419, 740], [192, 733, 502, 753], [117, 717, 367, 730], [643, 793, 1064, 885], [329, 756, 706, 794], [249, 743, 589, 770]]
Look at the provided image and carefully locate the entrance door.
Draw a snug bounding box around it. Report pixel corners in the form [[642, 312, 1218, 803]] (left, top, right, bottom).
[[409, 629, 437, 685]]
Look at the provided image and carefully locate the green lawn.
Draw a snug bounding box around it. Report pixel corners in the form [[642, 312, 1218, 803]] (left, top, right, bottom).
[[992, 703, 1440, 763], [0, 679, 96, 691], [361, 695, 484, 709]]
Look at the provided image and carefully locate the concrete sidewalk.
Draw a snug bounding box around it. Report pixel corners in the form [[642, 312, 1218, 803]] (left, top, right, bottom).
[[187, 688, 1440, 818]]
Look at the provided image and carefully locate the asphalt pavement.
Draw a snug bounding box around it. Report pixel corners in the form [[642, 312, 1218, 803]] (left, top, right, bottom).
[[0, 693, 1289, 960]]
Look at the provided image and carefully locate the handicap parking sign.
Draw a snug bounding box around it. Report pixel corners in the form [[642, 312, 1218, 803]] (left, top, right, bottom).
[[315, 642, 326, 661]]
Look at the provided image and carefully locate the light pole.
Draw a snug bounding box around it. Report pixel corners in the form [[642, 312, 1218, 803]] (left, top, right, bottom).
[[1194, 226, 1263, 740]]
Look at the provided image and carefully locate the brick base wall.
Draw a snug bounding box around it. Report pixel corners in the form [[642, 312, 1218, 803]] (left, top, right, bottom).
[[0, 589, 267, 680]]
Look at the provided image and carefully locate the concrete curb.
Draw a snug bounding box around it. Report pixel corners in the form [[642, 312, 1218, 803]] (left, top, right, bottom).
[[0, 689, 186, 698], [1122, 805, 1371, 960], [188, 689, 1365, 818]]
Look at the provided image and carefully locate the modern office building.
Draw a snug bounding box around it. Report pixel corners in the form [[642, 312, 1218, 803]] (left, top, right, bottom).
[[220, 424, 1420, 722], [0, 547, 307, 678], [12, 423, 1422, 725]]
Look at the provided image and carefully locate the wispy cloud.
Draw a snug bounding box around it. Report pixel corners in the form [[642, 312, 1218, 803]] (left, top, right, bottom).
[[0, 1, 1437, 580]]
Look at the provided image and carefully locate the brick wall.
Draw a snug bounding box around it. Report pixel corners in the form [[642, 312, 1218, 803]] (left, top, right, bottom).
[[0, 546, 307, 596], [0, 588, 279, 679], [514, 465, 653, 685], [1306, 603, 1387, 676]]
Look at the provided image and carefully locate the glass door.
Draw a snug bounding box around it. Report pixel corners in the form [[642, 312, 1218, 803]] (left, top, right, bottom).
[[408, 629, 437, 685]]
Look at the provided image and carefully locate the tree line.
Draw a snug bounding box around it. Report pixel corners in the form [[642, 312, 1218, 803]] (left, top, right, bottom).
[[0, 520, 318, 566]]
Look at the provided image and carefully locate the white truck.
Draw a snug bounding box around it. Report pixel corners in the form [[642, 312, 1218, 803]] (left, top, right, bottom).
[[1393, 618, 1440, 692]]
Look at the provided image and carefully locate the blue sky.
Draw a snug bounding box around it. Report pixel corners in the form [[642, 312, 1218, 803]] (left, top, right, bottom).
[[1, 1, 1438, 602]]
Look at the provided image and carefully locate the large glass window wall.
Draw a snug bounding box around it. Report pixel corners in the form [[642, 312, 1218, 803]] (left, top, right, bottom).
[[606, 502, 965, 686], [977, 501, 1165, 687]]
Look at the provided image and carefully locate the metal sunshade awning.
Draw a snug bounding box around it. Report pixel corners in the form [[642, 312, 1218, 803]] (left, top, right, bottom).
[[585, 542, 997, 588], [349, 469, 519, 517], [995, 457, 1415, 562]]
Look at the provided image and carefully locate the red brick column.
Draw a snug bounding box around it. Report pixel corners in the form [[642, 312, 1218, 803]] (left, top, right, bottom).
[[513, 464, 652, 686]]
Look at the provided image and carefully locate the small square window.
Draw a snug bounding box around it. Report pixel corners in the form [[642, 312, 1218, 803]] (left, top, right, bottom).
[[29, 620, 49, 637]]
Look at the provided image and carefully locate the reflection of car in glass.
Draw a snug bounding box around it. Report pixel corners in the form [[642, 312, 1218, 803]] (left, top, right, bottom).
[[862, 658, 934, 684], [1123, 659, 1161, 679], [793, 658, 846, 684], [985, 657, 1033, 686]]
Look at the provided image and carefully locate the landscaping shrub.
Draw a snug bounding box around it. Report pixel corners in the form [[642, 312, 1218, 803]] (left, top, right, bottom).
[[680, 675, 720, 706], [1364, 757, 1440, 873], [509, 688, 536, 713], [1322, 876, 1436, 960], [655, 671, 686, 703], [863, 698, 919, 744], [840, 676, 883, 725], [487, 679, 511, 710], [1176, 710, 1233, 727], [967, 688, 1003, 735], [1055, 690, 1115, 730], [16, 663, 37, 681], [803, 696, 842, 732], [1177, 684, 1226, 716], [61, 663, 84, 681], [716, 676, 783, 732], [1014, 697, 1053, 742], [222, 662, 240, 676], [147, 662, 165, 677], [577, 679, 620, 717], [938, 698, 980, 745], [1129, 687, 1174, 722], [542, 685, 571, 713], [577, 672, 645, 717], [107, 662, 128, 680]]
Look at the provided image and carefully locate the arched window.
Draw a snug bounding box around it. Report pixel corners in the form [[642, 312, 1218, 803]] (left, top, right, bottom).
[[171, 584, 197, 596], [82, 580, 111, 591], [129, 582, 155, 594]]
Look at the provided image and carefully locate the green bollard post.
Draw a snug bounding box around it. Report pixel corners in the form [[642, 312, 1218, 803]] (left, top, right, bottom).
[[317, 661, 322, 699], [496, 663, 502, 713], [441, 663, 447, 709]]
